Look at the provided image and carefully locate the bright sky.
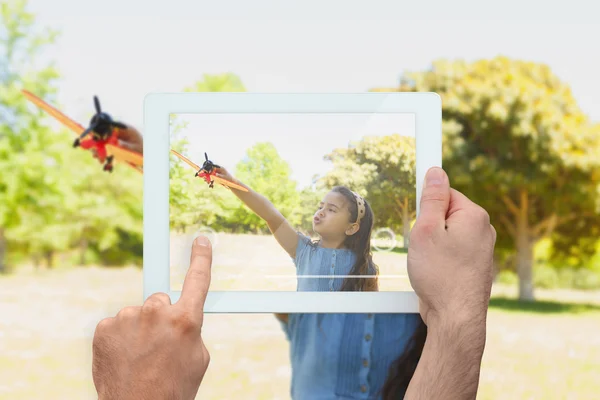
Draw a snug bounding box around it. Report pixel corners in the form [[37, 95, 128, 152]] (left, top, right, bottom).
[[25, 0, 600, 183], [173, 113, 415, 187]]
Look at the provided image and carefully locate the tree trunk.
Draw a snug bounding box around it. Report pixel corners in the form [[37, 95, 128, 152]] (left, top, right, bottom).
[[45, 250, 54, 269], [0, 228, 6, 274], [515, 190, 534, 301], [402, 200, 410, 249], [80, 238, 88, 265]]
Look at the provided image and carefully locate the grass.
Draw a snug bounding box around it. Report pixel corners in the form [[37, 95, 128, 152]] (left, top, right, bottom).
[[1, 233, 599, 399]]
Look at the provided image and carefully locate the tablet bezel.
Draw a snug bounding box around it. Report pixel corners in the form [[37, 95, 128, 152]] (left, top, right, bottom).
[[143, 92, 441, 313]]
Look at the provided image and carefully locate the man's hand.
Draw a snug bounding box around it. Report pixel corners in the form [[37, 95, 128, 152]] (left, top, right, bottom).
[[92, 236, 212, 400], [116, 125, 143, 155], [404, 167, 496, 400], [408, 167, 496, 327]]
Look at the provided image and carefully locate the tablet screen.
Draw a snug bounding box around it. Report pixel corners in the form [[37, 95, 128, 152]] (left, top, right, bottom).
[[169, 112, 416, 293]]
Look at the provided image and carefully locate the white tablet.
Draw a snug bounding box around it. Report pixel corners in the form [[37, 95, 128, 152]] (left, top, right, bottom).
[[143, 93, 441, 313]]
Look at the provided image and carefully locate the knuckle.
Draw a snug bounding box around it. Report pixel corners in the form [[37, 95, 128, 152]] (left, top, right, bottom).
[[187, 265, 210, 281], [412, 220, 438, 240], [204, 346, 211, 366], [94, 317, 113, 335], [143, 293, 170, 311], [420, 190, 446, 204], [93, 318, 114, 350], [479, 208, 491, 225], [116, 306, 139, 320], [172, 310, 199, 333], [469, 205, 490, 224]]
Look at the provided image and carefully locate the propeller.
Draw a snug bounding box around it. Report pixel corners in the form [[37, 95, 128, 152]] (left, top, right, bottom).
[[94, 95, 101, 114]]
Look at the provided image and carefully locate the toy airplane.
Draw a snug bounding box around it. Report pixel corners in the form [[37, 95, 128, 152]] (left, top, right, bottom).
[[21, 90, 143, 174], [170, 150, 248, 192]]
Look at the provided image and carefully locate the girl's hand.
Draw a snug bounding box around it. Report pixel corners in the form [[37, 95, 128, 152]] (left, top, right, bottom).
[[116, 126, 144, 155], [214, 166, 235, 182]]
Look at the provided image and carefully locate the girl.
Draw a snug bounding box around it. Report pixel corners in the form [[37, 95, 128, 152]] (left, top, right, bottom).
[[214, 166, 426, 399]]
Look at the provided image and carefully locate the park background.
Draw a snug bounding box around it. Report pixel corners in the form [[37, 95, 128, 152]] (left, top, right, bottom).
[[168, 112, 417, 292], [1, 0, 600, 398]]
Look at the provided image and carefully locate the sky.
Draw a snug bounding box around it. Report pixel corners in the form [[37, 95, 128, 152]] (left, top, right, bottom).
[[22, 0, 600, 183], [172, 113, 415, 187]]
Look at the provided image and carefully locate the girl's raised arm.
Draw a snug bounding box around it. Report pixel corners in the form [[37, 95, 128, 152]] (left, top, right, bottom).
[[215, 167, 299, 258]]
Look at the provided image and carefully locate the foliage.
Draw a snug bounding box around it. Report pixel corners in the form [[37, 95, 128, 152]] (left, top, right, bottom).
[[169, 73, 247, 233], [183, 73, 246, 92], [319, 134, 417, 246], [0, 0, 62, 271], [0, 0, 145, 270], [389, 56, 600, 299], [169, 115, 223, 233], [292, 185, 328, 234], [223, 142, 301, 233]]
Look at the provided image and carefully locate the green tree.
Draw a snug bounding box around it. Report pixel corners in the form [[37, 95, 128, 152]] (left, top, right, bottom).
[[0, 0, 62, 271], [169, 115, 223, 232], [390, 56, 600, 300], [61, 149, 144, 267], [292, 184, 328, 235], [170, 73, 248, 233], [319, 134, 417, 248], [223, 142, 301, 233], [183, 73, 246, 92]]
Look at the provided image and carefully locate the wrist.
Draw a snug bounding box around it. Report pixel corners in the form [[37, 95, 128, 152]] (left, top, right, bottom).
[[97, 384, 177, 400], [427, 310, 487, 350]]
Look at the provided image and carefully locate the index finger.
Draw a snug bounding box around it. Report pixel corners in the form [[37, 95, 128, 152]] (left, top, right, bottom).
[[177, 236, 212, 319]]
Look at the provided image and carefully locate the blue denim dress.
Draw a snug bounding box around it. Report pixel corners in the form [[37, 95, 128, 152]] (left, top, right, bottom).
[[279, 234, 420, 399]]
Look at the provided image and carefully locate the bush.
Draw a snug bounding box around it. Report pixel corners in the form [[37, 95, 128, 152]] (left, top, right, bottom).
[[533, 264, 560, 289], [572, 269, 600, 290], [556, 268, 576, 288], [496, 270, 518, 285]]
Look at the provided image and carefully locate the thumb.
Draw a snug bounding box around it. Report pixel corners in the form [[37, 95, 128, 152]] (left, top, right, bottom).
[[415, 167, 450, 232]]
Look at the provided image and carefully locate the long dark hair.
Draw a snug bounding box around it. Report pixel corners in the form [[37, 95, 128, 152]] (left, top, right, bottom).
[[381, 316, 428, 399]]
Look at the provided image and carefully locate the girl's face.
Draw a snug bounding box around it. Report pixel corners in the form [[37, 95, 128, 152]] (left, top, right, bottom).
[[313, 191, 359, 238]]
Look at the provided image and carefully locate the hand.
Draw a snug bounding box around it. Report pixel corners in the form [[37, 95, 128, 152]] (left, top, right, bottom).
[[214, 166, 235, 182], [407, 167, 496, 328], [92, 236, 213, 400], [116, 125, 143, 154]]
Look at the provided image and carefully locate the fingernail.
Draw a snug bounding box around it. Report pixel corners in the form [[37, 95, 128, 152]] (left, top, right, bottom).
[[195, 236, 210, 246], [424, 167, 445, 188]]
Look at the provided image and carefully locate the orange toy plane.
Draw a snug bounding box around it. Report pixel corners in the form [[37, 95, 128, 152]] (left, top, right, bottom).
[[171, 150, 248, 192], [21, 90, 143, 174]]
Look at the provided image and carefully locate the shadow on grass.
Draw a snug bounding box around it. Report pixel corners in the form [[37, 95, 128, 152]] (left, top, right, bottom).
[[489, 296, 600, 314]]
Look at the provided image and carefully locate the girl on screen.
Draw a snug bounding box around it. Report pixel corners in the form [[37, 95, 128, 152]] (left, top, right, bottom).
[[213, 166, 426, 399]]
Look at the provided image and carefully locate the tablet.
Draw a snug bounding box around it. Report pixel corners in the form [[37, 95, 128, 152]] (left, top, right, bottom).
[[144, 93, 441, 313]]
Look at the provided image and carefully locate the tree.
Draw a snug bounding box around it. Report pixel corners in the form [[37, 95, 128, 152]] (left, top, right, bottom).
[[169, 115, 223, 233], [223, 142, 301, 233], [319, 134, 417, 248], [0, 0, 62, 271], [292, 184, 328, 235], [183, 73, 246, 92], [389, 56, 600, 300], [170, 73, 248, 233]]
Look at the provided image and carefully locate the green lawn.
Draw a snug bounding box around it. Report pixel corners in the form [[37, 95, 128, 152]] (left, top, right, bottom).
[[1, 233, 599, 399]]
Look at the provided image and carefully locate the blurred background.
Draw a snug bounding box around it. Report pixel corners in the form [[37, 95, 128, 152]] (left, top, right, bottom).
[[1, 0, 599, 399]]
